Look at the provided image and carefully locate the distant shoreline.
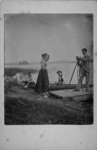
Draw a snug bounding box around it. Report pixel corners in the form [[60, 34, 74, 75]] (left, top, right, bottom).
[[5, 60, 76, 66], [5, 67, 38, 76]]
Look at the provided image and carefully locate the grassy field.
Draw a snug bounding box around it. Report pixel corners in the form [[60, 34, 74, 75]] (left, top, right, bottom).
[[4, 97, 93, 125], [4, 83, 93, 125], [4, 68, 93, 125]]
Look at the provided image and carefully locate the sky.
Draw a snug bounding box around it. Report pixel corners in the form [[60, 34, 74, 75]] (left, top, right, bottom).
[[4, 14, 93, 63]]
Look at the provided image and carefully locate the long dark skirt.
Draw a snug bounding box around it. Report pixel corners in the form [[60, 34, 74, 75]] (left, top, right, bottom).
[[35, 69, 49, 93]]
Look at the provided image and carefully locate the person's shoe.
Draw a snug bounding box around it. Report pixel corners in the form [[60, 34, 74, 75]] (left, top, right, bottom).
[[24, 85, 28, 88], [43, 93, 48, 98], [43, 94, 48, 98]]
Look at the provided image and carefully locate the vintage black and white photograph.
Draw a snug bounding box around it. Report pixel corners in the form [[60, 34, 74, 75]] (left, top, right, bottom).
[[4, 14, 93, 125]]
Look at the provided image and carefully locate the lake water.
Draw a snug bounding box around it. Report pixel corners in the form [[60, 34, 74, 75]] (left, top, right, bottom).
[[5, 62, 78, 84]]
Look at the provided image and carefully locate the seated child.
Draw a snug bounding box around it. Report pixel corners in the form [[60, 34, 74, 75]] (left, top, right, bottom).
[[57, 70, 64, 85]]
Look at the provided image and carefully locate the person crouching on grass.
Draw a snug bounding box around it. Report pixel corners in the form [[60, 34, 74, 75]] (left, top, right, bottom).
[[23, 72, 35, 88], [35, 53, 50, 98]]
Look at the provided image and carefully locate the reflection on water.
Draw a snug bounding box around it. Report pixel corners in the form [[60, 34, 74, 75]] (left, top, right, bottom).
[[5, 62, 78, 84]]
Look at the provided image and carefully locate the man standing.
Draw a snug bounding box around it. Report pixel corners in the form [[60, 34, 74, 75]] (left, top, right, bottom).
[[76, 48, 90, 91]]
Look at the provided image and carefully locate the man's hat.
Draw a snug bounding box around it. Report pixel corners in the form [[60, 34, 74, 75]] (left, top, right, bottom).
[[57, 70, 62, 74]]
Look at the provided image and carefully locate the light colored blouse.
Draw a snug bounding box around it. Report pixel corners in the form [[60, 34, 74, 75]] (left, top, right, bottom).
[[40, 59, 47, 69]]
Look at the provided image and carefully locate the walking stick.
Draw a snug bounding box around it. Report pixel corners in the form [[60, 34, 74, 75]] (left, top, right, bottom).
[[69, 63, 77, 84]]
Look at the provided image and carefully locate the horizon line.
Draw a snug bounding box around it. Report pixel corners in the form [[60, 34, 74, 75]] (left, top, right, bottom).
[[5, 60, 76, 65]]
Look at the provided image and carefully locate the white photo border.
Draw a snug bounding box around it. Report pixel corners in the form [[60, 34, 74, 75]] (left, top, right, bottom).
[[0, 1, 97, 150]]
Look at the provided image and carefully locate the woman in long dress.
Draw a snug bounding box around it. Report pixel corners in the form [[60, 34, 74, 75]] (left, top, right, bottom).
[[35, 53, 50, 96]]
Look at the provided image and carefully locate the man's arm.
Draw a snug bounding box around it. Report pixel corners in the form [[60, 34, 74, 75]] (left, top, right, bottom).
[[76, 56, 92, 62]]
